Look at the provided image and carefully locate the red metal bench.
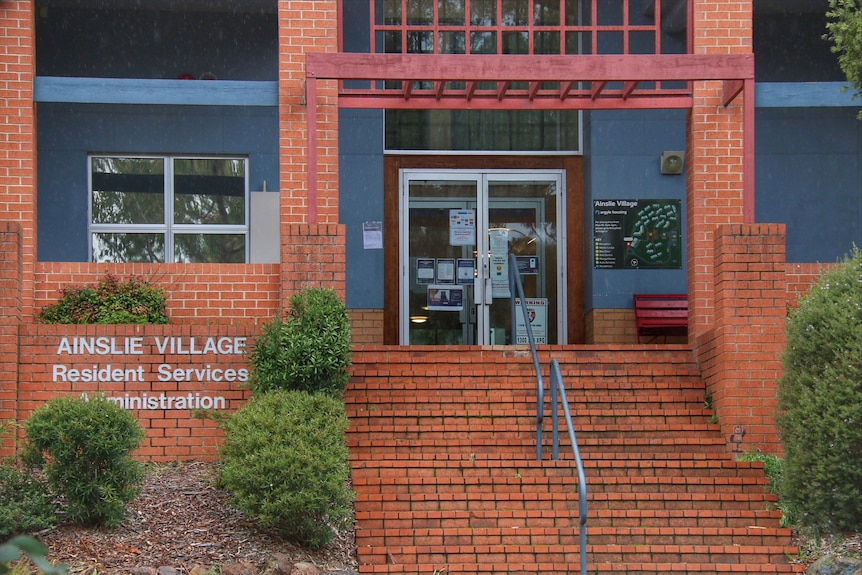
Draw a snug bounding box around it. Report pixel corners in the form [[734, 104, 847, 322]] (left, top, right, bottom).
[[633, 294, 688, 343]]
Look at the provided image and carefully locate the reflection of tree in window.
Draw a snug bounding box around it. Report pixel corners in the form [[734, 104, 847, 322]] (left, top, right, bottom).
[[173, 159, 246, 263], [90, 156, 247, 263]]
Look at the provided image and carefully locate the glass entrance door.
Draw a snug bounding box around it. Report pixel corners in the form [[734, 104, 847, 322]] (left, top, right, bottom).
[[400, 170, 565, 345]]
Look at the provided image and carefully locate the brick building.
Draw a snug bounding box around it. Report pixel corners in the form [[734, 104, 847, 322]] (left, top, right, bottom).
[[0, 0, 859, 459]]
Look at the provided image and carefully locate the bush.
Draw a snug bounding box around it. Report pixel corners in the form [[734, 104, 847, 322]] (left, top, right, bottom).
[[736, 451, 797, 528], [0, 462, 57, 539], [0, 535, 66, 575], [37, 273, 168, 324], [776, 247, 862, 532], [22, 395, 145, 528], [248, 288, 351, 397], [218, 390, 354, 548]]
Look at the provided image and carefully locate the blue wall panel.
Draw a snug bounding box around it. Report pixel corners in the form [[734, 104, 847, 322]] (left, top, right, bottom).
[[339, 109, 386, 309], [585, 109, 688, 310], [756, 107, 862, 263], [37, 103, 279, 262]]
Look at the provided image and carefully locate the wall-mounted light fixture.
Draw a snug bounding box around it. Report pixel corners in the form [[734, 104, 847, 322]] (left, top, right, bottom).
[[660, 151, 685, 175]]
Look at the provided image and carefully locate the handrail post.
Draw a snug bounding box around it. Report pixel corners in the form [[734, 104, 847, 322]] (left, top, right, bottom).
[[509, 254, 544, 461]]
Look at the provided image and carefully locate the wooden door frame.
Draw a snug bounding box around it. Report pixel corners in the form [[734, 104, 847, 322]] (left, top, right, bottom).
[[383, 155, 584, 345]]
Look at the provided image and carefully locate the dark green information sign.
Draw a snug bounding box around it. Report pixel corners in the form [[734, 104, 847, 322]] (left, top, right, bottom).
[[593, 199, 682, 269]]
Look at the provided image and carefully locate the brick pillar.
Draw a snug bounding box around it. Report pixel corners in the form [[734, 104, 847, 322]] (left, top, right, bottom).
[[0, 222, 22, 457], [0, 1, 37, 323], [277, 1, 339, 225], [687, 0, 752, 340], [701, 224, 787, 454], [280, 223, 347, 304]]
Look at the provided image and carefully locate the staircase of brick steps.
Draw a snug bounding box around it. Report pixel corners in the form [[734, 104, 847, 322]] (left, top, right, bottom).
[[345, 347, 802, 575]]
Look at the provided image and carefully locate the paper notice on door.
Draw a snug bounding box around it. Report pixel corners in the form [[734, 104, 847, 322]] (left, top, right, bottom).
[[489, 228, 511, 298], [449, 209, 476, 246]]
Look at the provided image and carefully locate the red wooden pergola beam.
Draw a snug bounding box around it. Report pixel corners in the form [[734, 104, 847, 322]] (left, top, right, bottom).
[[306, 53, 754, 83], [303, 52, 756, 224], [334, 93, 694, 110], [497, 81, 511, 100], [723, 78, 744, 106], [591, 80, 608, 99]]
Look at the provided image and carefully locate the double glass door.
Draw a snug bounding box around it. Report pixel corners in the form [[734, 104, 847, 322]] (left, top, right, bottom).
[[400, 170, 565, 345]]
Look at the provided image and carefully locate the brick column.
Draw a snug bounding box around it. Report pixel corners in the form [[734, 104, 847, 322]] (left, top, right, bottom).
[[0, 222, 22, 457], [687, 0, 752, 340], [277, 1, 339, 225], [700, 224, 787, 454], [281, 223, 347, 304], [0, 1, 37, 323]]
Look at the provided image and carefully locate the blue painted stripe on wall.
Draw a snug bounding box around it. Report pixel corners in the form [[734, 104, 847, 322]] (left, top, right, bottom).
[[756, 82, 860, 108], [35, 78, 858, 110], [34, 77, 278, 107]]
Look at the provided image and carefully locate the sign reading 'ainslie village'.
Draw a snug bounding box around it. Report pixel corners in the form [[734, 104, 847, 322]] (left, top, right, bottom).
[[52, 336, 249, 411]]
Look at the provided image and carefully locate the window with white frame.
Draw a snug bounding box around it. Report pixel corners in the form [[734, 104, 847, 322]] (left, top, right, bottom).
[[89, 156, 249, 263]]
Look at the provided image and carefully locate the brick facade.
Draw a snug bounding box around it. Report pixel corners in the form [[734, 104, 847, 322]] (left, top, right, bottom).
[[0, 0, 839, 461]]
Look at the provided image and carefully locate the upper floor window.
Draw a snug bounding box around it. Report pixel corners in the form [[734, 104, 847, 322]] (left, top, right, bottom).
[[372, 0, 686, 57], [89, 156, 249, 263]]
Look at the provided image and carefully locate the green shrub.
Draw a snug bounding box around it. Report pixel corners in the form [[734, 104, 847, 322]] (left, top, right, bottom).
[[22, 395, 145, 528], [776, 246, 862, 532], [0, 462, 57, 539], [218, 390, 354, 548], [248, 288, 351, 397], [0, 535, 66, 575], [37, 273, 168, 324], [736, 451, 797, 527]]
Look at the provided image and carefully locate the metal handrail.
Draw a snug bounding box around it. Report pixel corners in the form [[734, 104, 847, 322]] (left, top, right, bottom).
[[508, 254, 588, 575], [508, 254, 544, 461], [549, 358, 588, 575]]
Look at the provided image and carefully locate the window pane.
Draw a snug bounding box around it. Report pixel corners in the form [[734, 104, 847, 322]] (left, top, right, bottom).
[[534, 31, 561, 54], [534, 0, 560, 26], [174, 234, 246, 263], [407, 30, 434, 53], [438, 0, 465, 25], [92, 232, 165, 263], [502, 31, 528, 54], [439, 31, 466, 54], [407, 0, 434, 25], [502, 0, 529, 25], [470, 31, 497, 54], [173, 159, 246, 226], [91, 157, 164, 225], [471, 0, 496, 25], [382, 0, 401, 24], [385, 109, 579, 151]]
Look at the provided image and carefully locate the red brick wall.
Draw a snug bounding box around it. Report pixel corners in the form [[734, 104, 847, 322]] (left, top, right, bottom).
[[0, 1, 36, 321], [16, 324, 256, 461], [786, 262, 832, 307], [698, 224, 787, 454], [35, 263, 282, 325], [0, 223, 22, 454], [348, 308, 385, 345], [586, 309, 637, 344], [280, 224, 347, 303], [686, 0, 752, 340], [278, 1, 339, 224]]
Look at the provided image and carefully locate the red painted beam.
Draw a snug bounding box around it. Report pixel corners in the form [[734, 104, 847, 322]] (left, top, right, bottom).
[[306, 53, 754, 83]]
